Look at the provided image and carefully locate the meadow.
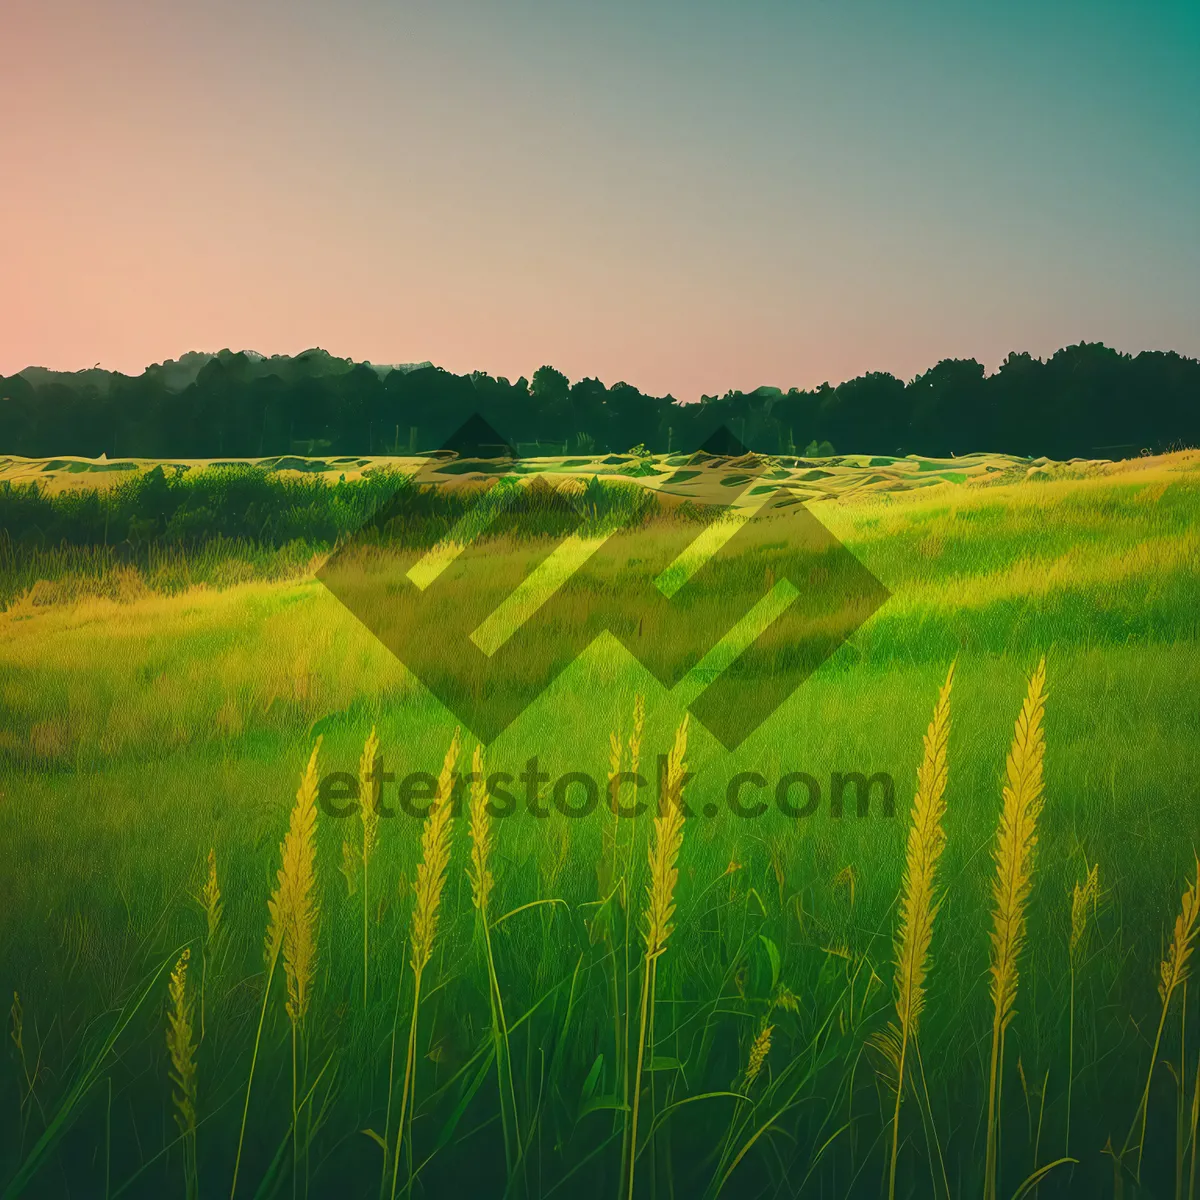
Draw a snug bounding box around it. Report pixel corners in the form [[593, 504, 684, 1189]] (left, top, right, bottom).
[[1, 449, 1199, 1198]]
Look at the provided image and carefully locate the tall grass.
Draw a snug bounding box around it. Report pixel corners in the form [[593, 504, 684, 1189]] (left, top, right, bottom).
[[1065, 861, 1099, 1161], [983, 657, 1047, 1200], [165, 949, 198, 1200], [884, 661, 954, 1200], [1125, 857, 1200, 1179], [467, 743, 521, 1187], [626, 715, 689, 1200], [277, 741, 322, 1198], [5, 662, 1200, 1196], [387, 728, 461, 1200], [230, 740, 322, 1199], [198, 848, 223, 1041], [4, 461, 1200, 1197], [359, 727, 382, 1009]]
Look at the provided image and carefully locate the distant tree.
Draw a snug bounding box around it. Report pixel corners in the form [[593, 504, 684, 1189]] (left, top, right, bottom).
[[2, 342, 1197, 459], [819, 373, 907, 455], [567, 377, 610, 448], [531, 366, 573, 444], [906, 359, 987, 456]]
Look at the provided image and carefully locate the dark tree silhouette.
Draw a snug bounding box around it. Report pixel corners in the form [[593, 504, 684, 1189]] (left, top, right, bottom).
[[1, 342, 1196, 459]]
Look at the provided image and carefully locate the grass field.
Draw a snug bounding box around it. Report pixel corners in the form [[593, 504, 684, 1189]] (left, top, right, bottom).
[[1, 448, 1199, 1198]]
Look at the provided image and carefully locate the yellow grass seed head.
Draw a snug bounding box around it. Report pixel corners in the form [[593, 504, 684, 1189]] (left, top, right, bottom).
[[744, 1021, 774, 1089], [9, 992, 23, 1058], [467, 743, 494, 915], [166, 948, 198, 1137], [1158, 856, 1200, 1006], [893, 661, 955, 1040], [772, 984, 801, 1015], [1069, 862, 1100, 964], [643, 715, 689, 960], [267, 739, 322, 1025], [201, 848, 223, 946], [834, 864, 858, 911], [629, 693, 645, 780], [988, 657, 1047, 1036], [411, 728, 462, 975], [359, 725, 382, 865]]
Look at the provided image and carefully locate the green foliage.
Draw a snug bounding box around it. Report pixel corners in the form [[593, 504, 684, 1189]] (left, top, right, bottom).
[[0, 468, 676, 608], [3, 341, 1198, 460], [1, 466, 1199, 1196]]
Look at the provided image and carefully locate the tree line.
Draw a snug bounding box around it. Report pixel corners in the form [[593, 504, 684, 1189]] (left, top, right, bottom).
[[1, 341, 1197, 461]]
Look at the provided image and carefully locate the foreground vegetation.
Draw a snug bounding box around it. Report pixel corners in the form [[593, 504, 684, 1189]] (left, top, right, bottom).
[[1, 452, 1199, 1197]]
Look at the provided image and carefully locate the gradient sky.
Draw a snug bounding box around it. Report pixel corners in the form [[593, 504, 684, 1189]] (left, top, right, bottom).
[[2, 0, 1198, 398]]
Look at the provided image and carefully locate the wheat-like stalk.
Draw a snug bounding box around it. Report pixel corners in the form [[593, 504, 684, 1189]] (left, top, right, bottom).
[[276, 739, 322, 1198], [743, 1021, 773, 1090], [199, 848, 222, 1041], [1158, 861, 1200, 1006], [277, 741, 322, 1028], [466, 742, 521, 1183], [409, 729, 461, 977], [263, 742, 322, 978], [983, 657, 1047, 1200], [629, 693, 645, 780], [1070, 863, 1100, 966], [1127, 856, 1200, 1177], [232, 739, 321, 1200], [360, 725, 381, 1009], [468, 743, 495, 916], [1065, 860, 1099, 1160], [887, 661, 954, 1200], [167, 949, 198, 1133], [642, 716, 689, 961], [389, 728, 461, 1200], [627, 714, 689, 1200], [166, 948, 198, 1199], [360, 725, 382, 863], [202, 849, 223, 945]]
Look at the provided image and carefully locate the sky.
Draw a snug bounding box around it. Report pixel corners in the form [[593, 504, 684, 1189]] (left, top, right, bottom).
[[2, 0, 1198, 399]]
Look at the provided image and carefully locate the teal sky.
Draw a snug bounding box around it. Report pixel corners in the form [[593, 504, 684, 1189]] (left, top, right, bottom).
[[2, 0, 1197, 396]]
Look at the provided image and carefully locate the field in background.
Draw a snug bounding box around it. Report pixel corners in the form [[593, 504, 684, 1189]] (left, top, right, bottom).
[[0, 445, 1162, 500], [1, 449, 1199, 1197]]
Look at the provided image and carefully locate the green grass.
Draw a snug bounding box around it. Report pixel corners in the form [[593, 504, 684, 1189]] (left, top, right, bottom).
[[1, 459, 1199, 1197]]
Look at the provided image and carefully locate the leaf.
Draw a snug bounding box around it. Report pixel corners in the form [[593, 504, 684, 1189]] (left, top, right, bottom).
[[361, 1128, 388, 1153], [588, 889, 619, 945], [490, 897, 569, 931], [578, 1095, 629, 1119], [758, 934, 781, 992], [251, 1125, 293, 1200], [430, 1047, 495, 1157], [1009, 1157, 1077, 1200], [649, 1056, 685, 1072], [641, 1091, 747, 1147], [580, 1054, 605, 1103], [867, 1022, 903, 1091]]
